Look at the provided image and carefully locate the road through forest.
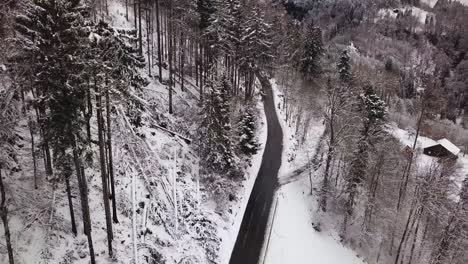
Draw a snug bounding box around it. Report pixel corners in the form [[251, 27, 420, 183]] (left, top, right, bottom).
[[229, 75, 283, 264]]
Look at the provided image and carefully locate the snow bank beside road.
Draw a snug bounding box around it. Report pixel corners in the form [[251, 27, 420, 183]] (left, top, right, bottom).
[[218, 98, 268, 264]]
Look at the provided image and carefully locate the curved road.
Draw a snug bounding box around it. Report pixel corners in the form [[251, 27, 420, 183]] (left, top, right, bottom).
[[229, 75, 283, 264]]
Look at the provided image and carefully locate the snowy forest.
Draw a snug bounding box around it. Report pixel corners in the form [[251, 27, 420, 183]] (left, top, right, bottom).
[[1, 0, 468, 263]]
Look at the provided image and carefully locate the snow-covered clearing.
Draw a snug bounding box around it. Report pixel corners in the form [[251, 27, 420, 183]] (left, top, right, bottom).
[[378, 6, 431, 25], [421, 0, 439, 8], [388, 125, 468, 200], [259, 80, 365, 264]]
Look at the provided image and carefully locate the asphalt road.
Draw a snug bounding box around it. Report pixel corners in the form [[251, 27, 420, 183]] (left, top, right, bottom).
[[229, 75, 283, 264]]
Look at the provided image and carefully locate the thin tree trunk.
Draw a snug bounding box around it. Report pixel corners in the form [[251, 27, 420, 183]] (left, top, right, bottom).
[[320, 145, 333, 212], [106, 90, 118, 224], [28, 117, 38, 189], [85, 79, 92, 142], [65, 172, 77, 235], [146, 3, 152, 77], [125, 0, 128, 21], [180, 30, 185, 92], [0, 168, 15, 264], [168, 0, 173, 114], [155, 0, 163, 83], [394, 189, 419, 264], [72, 145, 96, 264], [138, 0, 143, 55], [95, 85, 113, 256]]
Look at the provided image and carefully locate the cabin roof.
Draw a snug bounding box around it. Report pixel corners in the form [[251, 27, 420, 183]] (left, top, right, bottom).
[[425, 138, 461, 156]]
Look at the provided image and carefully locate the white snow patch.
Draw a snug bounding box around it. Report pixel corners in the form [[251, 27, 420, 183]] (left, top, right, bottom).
[[421, 0, 439, 8], [265, 178, 365, 264]]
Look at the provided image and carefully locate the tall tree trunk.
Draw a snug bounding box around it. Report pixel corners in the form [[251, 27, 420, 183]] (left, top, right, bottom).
[[168, 0, 173, 114], [28, 117, 38, 189], [320, 145, 333, 212], [85, 79, 92, 142], [155, 0, 163, 83], [180, 30, 185, 92], [72, 145, 96, 264], [138, 0, 143, 55], [199, 43, 204, 102], [133, 0, 137, 30], [125, 0, 128, 21], [146, 3, 152, 77], [397, 107, 424, 211], [95, 85, 113, 256], [0, 168, 15, 264], [106, 90, 118, 223], [394, 190, 419, 264], [65, 171, 77, 236]]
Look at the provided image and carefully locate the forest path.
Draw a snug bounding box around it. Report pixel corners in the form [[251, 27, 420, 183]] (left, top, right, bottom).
[[229, 75, 283, 264]]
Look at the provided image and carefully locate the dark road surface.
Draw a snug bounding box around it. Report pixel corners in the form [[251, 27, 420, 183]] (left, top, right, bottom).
[[229, 75, 283, 264]]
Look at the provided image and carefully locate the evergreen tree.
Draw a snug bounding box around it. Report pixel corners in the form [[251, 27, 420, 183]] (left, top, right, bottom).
[[197, 0, 216, 32], [204, 0, 234, 59], [14, 0, 90, 238], [199, 71, 236, 174], [238, 107, 259, 156], [343, 84, 387, 236], [300, 24, 324, 79], [337, 49, 352, 84], [240, 4, 274, 71]]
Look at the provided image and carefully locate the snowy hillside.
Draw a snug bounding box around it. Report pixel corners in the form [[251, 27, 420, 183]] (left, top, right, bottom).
[[0, 1, 268, 263]]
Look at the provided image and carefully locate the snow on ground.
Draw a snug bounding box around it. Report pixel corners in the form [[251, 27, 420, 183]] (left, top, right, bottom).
[[421, 0, 439, 8], [259, 80, 365, 264], [218, 99, 268, 264], [265, 178, 365, 264], [377, 6, 431, 25]]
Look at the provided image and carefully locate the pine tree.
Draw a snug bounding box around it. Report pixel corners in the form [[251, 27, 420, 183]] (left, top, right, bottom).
[[13, 1, 108, 261], [14, 0, 91, 238], [0, 70, 18, 264], [338, 49, 352, 84], [199, 71, 236, 174], [238, 107, 259, 156], [198, 0, 216, 32], [343, 84, 387, 236], [204, 0, 234, 59], [300, 24, 323, 79]]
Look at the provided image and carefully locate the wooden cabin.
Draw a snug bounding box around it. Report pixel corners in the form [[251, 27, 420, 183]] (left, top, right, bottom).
[[423, 139, 460, 159]]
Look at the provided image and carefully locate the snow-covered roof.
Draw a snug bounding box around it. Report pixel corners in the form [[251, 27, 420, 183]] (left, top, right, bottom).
[[426, 138, 461, 156]]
